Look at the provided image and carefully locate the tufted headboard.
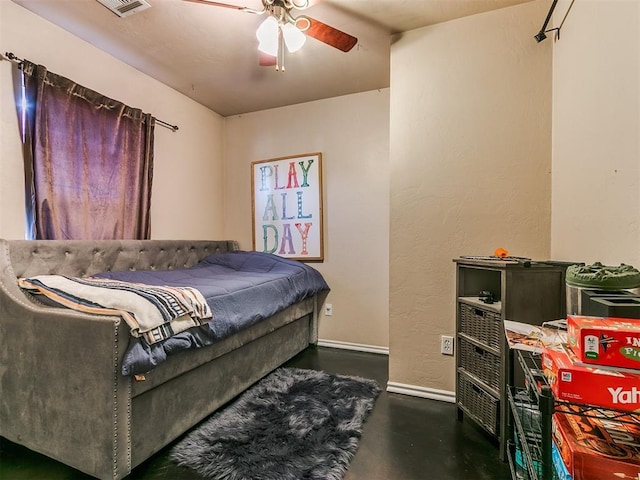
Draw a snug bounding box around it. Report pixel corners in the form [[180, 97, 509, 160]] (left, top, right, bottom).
[[2, 239, 240, 279]]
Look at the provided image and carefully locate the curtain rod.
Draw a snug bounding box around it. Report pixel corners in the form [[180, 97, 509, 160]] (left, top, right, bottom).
[[3, 51, 179, 132], [154, 119, 179, 132]]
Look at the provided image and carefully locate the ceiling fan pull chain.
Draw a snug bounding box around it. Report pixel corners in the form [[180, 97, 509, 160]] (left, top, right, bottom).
[[276, 28, 285, 72]]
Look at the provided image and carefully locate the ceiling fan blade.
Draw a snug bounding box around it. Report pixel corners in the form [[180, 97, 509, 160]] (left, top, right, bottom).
[[259, 52, 277, 67], [182, 0, 260, 13], [302, 17, 357, 52]]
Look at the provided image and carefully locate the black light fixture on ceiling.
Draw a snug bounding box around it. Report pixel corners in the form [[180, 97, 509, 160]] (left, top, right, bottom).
[[535, 0, 576, 43], [534, 0, 559, 42]]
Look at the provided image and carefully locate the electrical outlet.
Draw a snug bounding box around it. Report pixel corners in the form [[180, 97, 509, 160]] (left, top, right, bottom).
[[324, 304, 333, 316], [441, 335, 454, 355]]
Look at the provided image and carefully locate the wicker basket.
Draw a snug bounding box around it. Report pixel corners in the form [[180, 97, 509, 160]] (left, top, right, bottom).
[[459, 337, 501, 392], [459, 303, 501, 350], [458, 374, 499, 435]]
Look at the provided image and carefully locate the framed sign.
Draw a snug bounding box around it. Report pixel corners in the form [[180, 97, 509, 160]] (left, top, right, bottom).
[[251, 152, 324, 261]]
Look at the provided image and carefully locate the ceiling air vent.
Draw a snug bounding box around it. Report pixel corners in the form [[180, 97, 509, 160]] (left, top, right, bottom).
[[96, 0, 151, 18]]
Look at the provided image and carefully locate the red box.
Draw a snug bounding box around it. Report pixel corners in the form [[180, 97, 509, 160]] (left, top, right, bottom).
[[553, 407, 640, 480], [567, 315, 640, 371], [542, 346, 640, 412]]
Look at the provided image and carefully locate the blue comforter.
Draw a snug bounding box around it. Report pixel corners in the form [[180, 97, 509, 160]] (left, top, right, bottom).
[[95, 251, 329, 375]]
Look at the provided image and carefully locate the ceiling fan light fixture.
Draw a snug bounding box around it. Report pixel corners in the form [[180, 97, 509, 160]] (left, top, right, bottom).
[[256, 16, 279, 55], [184, 0, 359, 71], [281, 22, 305, 53], [258, 40, 278, 57]]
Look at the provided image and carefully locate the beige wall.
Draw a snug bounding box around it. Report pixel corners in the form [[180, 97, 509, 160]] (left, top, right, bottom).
[[389, 1, 553, 393], [223, 90, 390, 349], [1, 0, 390, 350], [551, 0, 640, 267], [5, 0, 638, 401], [0, 1, 225, 240]]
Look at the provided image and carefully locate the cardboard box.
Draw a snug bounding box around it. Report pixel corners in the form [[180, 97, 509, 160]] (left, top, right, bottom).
[[567, 315, 640, 370], [552, 408, 640, 480], [542, 346, 640, 412], [552, 441, 574, 480]]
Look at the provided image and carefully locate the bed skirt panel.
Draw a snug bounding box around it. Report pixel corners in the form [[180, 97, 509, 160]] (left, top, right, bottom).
[[130, 316, 311, 467]]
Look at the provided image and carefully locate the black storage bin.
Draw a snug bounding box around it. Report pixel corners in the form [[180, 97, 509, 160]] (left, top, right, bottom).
[[587, 295, 640, 318]]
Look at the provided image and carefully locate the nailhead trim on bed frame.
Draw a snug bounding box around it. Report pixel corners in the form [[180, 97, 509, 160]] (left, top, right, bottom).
[[1, 239, 241, 479]]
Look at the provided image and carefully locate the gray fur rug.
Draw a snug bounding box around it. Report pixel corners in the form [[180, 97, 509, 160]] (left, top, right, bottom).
[[170, 367, 381, 480]]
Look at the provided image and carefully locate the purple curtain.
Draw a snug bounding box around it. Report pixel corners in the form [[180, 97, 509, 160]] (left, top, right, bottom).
[[16, 60, 154, 240]]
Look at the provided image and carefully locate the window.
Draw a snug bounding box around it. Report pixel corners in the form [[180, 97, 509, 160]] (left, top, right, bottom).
[[15, 60, 154, 240]]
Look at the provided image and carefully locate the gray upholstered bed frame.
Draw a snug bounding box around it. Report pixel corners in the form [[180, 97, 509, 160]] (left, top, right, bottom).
[[0, 239, 322, 479]]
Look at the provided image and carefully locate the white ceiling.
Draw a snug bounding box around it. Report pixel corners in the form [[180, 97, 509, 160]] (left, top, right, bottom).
[[10, 0, 535, 116]]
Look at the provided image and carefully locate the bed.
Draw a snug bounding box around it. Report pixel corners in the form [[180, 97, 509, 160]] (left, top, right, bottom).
[[0, 239, 329, 480]]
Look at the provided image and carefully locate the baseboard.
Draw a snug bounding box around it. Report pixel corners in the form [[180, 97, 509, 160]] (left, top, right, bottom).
[[316, 339, 389, 355], [386, 381, 456, 404], [315, 342, 454, 403]]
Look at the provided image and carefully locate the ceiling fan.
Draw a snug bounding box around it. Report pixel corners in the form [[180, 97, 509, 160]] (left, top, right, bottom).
[[183, 0, 358, 71]]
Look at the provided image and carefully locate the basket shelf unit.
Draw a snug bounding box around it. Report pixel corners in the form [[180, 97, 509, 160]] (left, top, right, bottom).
[[454, 257, 568, 459]]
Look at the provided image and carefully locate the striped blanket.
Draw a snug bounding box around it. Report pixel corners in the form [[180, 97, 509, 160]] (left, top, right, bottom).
[[18, 275, 212, 344]]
